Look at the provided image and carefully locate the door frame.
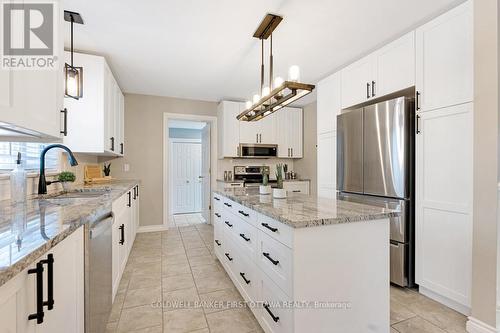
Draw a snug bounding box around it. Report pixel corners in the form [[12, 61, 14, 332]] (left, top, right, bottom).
[[169, 138, 202, 216], [163, 113, 218, 228]]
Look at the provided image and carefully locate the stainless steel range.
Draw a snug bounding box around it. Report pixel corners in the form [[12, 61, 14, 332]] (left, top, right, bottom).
[[233, 165, 270, 187]]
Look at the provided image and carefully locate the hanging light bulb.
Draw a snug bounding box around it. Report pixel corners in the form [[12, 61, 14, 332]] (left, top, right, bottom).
[[65, 65, 81, 97], [253, 94, 260, 104], [245, 100, 252, 109], [262, 86, 270, 97], [288, 65, 300, 82], [274, 76, 284, 89]]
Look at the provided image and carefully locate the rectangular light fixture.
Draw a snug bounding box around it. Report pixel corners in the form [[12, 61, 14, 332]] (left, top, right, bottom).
[[64, 64, 83, 99], [237, 81, 315, 121]]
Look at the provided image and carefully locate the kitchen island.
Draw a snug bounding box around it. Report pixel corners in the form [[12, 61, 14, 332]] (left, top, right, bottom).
[[213, 187, 397, 333]]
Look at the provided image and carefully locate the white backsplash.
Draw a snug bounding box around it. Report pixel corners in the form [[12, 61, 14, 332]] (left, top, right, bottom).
[[217, 158, 296, 181]]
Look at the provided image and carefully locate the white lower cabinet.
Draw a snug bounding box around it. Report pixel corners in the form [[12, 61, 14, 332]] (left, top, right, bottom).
[[214, 193, 389, 333], [0, 228, 84, 333], [415, 103, 473, 312], [112, 185, 140, 300], [282, 181, 309, 195]]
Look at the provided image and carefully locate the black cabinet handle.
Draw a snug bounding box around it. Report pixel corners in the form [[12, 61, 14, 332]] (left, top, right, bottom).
[[263, 303, 280, 323], [215, 213, 221, 218], [238, 210, 249, 217], [120, 143, 124, 155], [110, 137, 115, 151], [239, 272, 251, 284], [224, 202, 232, 207], [416, 115, 421, 134], [366, 82, 371, 99], [41, 254, 54, 310], [133, 187, 137, 200], [261, 223, 278, 232], [224, 253, 233, 261], [60, 108, 68, 136], [224, 221, 233, 228], [371, 80, 376, 97], [416, 91, 421, 110], [119, 224, 125, 245], [136, 185, 139, 197], [28, 261, 45, 324], [215, 240, 221, 246], [292, 190, 301, 193], [127, 191, 131, 207], [214, 197, 220, 201], [239, 233, 250, 242], [263, 252, 279, 265]]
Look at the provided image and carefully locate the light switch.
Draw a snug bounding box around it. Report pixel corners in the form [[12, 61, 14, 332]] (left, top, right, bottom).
[[124, 163, 130, 172]]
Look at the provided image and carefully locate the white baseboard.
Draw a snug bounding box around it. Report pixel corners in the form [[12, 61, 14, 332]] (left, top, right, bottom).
[[419, 286, 471, 316], [137, 224, 169, 233], [466, 317, 497, 333]]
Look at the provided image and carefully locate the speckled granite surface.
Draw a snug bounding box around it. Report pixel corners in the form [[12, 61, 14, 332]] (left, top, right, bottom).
[[213, 187, 399, 228], [0, 179, 139, 287]]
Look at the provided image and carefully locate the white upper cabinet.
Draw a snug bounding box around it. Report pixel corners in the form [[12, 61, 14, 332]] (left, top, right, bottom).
[[416, 0, 473, 112], [63, 52, 124, 156], [240, 110, 277, 145], [341, 55, 375, 109], [375, 31, 415, 97], [217, 101, 241, 158], [0, 1, 64, 140], [276, 107, 303, 158], [317, 71, 341, 134], [317, 131, 336, 199], [341, 31, 415, 109]]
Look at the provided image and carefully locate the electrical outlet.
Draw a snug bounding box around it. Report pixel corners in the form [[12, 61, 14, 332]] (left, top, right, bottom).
[[124, 163, 130, 172]]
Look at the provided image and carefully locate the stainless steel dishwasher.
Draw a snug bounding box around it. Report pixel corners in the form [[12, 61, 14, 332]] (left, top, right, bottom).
[[84, 212, 113, 333]]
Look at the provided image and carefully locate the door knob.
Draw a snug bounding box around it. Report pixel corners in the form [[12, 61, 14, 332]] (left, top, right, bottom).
[[198, 176, 204, 179], [186, 180, 190, 183]]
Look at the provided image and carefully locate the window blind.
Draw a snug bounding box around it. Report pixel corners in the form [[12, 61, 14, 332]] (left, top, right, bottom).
[[0, 142, 59, 171]]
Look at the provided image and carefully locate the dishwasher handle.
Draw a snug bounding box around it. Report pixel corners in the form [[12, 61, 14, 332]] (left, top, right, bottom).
[[90, 213, 114, 239]]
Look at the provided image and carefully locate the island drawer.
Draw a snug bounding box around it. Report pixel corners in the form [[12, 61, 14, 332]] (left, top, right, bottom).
[[221, 210, 237, 237], [257, 272, 294, 333], [232, 201, 258, 226], [233, 248, 258, 302], [258, 231, 293, 296], [233, 214, 259, 262], [258, 214, 293, 248], [221, 232, 238, 274], [213, 222, 224, 258], [221, 197, 237, 215]]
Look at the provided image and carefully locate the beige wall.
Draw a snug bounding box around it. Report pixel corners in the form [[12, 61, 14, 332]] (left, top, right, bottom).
[[470, 0, 498, 327], [104, 93, 218, 227], [294, 102, 317, 195]]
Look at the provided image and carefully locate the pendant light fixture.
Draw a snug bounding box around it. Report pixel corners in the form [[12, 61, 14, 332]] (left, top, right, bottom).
[[64, 11, 84, 100], [237, 14, 315, 122]]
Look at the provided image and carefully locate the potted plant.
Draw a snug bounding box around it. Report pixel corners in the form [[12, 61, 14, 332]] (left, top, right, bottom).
[[103, 163, 111, 178], [58, 171, 76, 192], [259, 168, 271, 194], [273, 163, 287, 199]]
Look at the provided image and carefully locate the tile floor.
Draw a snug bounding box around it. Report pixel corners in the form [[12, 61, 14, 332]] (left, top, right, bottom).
[[106, 216, 467, 333]]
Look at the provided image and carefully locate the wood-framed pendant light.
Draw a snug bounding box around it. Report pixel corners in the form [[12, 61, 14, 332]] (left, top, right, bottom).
[[237, 14, 315, 122]]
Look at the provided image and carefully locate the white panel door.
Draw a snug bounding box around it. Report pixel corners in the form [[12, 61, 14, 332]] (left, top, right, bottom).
[[317, 131, 336, 199], [341, 55, 375, 109], [415, 0, 473, 112], [317, 71, 341, 134], [171, 142, 202, 214], [415, 103, 473, 309], [201, 125, 211, 222], [376, 31, 415, 97]]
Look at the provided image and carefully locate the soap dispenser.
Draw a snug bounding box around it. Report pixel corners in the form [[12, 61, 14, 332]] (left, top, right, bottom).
[[10, 152, 27, 203]]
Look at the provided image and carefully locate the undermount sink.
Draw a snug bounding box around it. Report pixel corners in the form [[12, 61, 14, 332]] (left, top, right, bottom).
[[44, 189, 111, 199]]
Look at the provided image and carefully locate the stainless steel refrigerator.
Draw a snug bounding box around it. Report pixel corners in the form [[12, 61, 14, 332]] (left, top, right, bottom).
[[337, 96, 415, 287]]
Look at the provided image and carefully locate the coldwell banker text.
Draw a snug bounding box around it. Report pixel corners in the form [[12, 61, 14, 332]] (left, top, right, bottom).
[[1, 1, 59, 70]]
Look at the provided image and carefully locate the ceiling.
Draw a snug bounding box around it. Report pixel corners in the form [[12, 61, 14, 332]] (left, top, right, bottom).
[[168, 119, 207, 130], [63, 0, 464, 106]]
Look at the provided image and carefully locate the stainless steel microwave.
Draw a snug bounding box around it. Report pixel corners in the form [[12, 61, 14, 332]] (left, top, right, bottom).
[[239, 144, 277, 158]]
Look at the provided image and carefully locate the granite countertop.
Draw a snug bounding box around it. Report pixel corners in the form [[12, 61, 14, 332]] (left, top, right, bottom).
[[213, 187, 399, 228], [0, 179, 139, 287]]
